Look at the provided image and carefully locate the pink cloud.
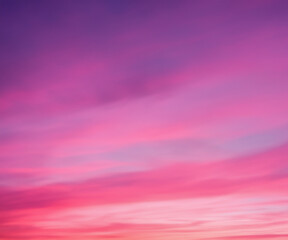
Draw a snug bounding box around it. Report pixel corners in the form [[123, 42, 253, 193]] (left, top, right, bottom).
[[1, 143, 287, 213], [1, 0, 288, 239]]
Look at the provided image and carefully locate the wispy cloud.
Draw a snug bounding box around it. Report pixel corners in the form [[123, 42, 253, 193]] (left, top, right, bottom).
[[1, 0, 288, 239]]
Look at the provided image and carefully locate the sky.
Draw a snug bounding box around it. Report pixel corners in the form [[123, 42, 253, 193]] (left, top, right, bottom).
[[0, 0, 288, 239]]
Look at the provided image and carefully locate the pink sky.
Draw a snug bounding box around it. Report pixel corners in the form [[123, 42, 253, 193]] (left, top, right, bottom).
[[0, 0, 288, 239]]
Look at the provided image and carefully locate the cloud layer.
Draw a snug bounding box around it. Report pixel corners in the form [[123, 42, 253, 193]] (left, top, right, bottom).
[[1, 0, 288, 239]]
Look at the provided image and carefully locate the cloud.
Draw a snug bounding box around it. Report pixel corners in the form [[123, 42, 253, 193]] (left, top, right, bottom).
[[1, 0, 288, 239], [0, 143, 287, 214]]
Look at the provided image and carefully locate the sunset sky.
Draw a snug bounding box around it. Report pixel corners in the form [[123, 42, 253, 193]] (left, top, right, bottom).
[[0, 0, 288, 239]]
